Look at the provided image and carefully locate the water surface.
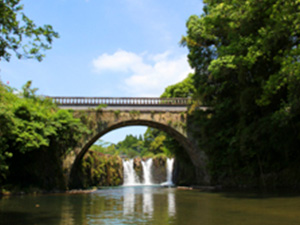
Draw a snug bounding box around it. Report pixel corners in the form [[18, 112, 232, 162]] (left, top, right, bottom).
[[1, 186, 300, 225]]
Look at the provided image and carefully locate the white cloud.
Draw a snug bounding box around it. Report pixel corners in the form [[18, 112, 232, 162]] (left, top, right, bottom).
[[92, 50, 144, 73], [147, 51, 171, 62], [92, 50, 193, 97]]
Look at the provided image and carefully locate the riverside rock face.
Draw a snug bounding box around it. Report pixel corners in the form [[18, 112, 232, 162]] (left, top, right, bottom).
[[152, 156, 168, 184], [133, 157, 143, 182]]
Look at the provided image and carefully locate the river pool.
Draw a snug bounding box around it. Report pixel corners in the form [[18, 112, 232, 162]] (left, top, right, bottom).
[[1, 186, 300, 225]]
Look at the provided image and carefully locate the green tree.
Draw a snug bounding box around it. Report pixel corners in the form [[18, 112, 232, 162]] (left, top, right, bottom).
[[113, 134, 146, 158], [0, 81, 87, 188], [143, 128, 165, 155], [182, 0, 300, 187], [0, 0, 59, 61], [161, 73, 196, 98]]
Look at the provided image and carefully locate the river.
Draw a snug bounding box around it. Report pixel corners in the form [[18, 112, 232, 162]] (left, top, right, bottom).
[[1, 186, 300, 224]]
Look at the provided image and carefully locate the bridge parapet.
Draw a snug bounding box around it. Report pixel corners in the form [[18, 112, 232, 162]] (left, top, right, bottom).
[[48, 96, 192, 106]]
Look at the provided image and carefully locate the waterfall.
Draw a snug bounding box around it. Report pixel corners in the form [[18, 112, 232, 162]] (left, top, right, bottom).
[[123, 157, 174, 186], [161, 158, 175, 186], [141, 158, 153, 185], [123, 159, 140, 186], [166, 158, 174, 184]]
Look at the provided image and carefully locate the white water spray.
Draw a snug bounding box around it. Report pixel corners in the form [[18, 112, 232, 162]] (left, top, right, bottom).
[[166, 158, 174, 184], [123, 159, 140, 186], [161, 158, 175, 186], [141, 158, 153, 185], [123, 157, 174, 186]]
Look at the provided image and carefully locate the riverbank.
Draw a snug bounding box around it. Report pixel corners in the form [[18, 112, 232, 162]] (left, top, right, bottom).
[[3, 184, 300, 198], [177, 185, 221, 191], [0, 185, 195, 197], [0, 187, 98, 197], [0, 185, 221, 197]]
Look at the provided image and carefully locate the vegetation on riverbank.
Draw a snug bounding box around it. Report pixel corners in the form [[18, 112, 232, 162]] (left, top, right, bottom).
[[80, 151, 123, 188], [179, 0, 300, 188], [0, 81, 87, 191]]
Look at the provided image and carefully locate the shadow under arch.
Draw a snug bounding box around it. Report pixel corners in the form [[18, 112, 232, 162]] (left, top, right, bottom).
[[69, 119, 208, 188]]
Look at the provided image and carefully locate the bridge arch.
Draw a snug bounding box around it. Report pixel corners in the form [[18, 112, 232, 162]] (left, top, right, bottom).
[[66, 110, 209, 188], [73, 119, 197, 170], [51, 96, 210, 187]]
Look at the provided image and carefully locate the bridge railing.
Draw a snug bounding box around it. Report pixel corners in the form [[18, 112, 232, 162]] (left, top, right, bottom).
[[48, 97, 192, 106]]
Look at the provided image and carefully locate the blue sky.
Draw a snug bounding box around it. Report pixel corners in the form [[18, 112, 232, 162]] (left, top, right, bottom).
[[0, 0, 203, 144]]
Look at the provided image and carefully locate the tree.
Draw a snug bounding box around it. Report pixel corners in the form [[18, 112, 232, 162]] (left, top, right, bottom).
[[0, 81, 87, 188], [161, 73, 196, 98], [143, 128, 168, 155], [182, 0, 300, 187], [113, 134, 146, 157], [0, 0, 59, 61]]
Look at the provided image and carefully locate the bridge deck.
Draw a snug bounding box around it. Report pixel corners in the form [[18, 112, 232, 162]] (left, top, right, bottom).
[[48, 96, 191, 106], [48, 96, 193, 111], [46, 96, 213, 112], [58, 105, 188, 112]]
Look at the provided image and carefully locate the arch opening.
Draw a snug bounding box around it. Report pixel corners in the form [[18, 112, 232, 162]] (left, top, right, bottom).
[[68, 118, 208, 188], [75, 120, 194, 165]]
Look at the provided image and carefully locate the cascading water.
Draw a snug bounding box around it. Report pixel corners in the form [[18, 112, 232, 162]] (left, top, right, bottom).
[[141, 158, 153, 185], [123, 157, 174, 186], [123, 159, 140, 186], [166, 158, 174, 184], [161, 158, 175, 186]]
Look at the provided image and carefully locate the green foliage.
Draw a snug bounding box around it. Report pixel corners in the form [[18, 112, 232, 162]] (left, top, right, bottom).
[[0, 81, 87, 188], [161, 73, 196, 98], [0, 0, 58, 61], [182, 0, 300, 187], [114, 110, 121, 118], [0, 0, 59, 61], [0, 0, 62, 188], [115, 134, 145, 158], [81, 150, 123, 187], [89, 127, 177, 159], [96, 104, 107, 111], [129, 110, 140, 118]]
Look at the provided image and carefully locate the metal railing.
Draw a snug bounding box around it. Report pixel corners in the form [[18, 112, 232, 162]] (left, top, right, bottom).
[[48, 96, 192, 106]]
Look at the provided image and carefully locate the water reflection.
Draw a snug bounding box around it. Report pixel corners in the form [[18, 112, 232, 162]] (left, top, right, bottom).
[[60, 196, 75, 225], [143, 187, 154, 217], [2, 188, 299, 225], [123, 187, 135, 215], [122, 186, 176, 220], [168, 190, 176, 217]]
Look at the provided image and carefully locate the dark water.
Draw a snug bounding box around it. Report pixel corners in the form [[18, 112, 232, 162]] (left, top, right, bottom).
[[1, 186, 300, 225]]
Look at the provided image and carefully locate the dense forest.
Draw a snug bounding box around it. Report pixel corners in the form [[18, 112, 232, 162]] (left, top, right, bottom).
[[181, 0, 300, 188], [1, 0, 300, 191]]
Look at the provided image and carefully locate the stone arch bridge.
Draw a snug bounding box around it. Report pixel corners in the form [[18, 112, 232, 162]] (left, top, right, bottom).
[[50, 96, 210, 187]]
